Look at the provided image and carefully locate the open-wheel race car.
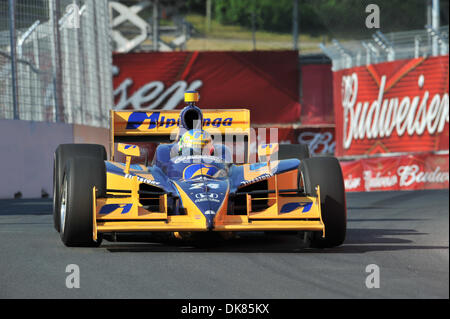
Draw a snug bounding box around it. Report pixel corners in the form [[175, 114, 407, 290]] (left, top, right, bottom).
[[53, 91, 346, 248]]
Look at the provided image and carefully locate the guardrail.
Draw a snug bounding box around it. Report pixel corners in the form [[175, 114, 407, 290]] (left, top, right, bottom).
[[320, 26, 449, 71], [0, 0, 113, 128]]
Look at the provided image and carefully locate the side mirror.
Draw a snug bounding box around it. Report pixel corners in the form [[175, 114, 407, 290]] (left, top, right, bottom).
[[117, 143, 140, 173], [117, 143, 140, 157], [258, 143, 279, 162]]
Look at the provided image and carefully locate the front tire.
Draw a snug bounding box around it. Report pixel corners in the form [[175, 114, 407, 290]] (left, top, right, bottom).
[[300, 157, 346, 248], [53, 144, 106, 232], [60, 157, 105, 247]]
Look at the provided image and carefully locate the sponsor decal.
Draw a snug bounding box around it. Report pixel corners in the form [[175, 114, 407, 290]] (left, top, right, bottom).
[[183, 164, 219, 180], [240, 173, 273, 186], [125, 111, 233, 130], [206, 183, 220, 189], [189, 182, 220, 190], [172, 155, 225, 164], [189, 183, 204, 190], [195, 193, 218, 199], [99, 204, 133, 215], [194, 193, 221, 203], [124, 173, 160, 185], [280, 202, 313, 213]]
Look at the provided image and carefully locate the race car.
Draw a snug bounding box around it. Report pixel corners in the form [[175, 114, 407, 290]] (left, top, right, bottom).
[[53, 91, 346, 248]]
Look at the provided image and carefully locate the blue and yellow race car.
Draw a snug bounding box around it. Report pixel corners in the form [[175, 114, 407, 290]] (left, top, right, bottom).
[[53, 91, 346, 248]]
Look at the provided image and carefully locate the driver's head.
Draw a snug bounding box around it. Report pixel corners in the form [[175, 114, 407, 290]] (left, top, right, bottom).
[[178, 129, 213, 156]]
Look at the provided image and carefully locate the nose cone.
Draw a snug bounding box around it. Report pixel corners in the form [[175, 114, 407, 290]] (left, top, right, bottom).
[[199, 191, 226, 230], [177, 180, 228, 230]]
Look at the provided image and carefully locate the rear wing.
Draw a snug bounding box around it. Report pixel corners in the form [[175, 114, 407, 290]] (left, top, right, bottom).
[[110, 109, 251, 160]]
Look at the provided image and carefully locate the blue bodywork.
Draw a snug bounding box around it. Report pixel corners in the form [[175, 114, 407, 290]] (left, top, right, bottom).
[[106, 143, 300, 229]]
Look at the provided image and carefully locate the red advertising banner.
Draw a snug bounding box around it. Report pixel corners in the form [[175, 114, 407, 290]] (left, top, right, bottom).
[[113, 51, 301, 124], [423, 153, 450, 190], [341, 152, 449, 192], [333, 55, 449, 157], [300, 64, 334, 125]]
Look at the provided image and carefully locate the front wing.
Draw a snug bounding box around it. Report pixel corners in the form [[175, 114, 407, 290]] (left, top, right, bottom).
[[92, 173, 325, 241]]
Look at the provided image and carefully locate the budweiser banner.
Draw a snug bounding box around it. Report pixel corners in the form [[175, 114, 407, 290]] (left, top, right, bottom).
[[113, 51, 301, 124], [333, 55, 449, 156], [341, 152, 449, 192]]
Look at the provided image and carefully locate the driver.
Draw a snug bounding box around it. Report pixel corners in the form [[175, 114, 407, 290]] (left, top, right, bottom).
[[178, 129, 214, 157]]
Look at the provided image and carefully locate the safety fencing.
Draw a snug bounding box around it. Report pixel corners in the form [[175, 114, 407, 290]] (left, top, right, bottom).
[[320, 26, 449, 71], [0, 0, 113, 127]]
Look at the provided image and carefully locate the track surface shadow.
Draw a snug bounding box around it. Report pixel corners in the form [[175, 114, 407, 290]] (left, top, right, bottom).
[[103, 227, 447, 254]]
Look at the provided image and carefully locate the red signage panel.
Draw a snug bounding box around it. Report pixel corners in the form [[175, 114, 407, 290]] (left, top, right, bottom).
[[340, 152, 449, 192], [113, 51, 301, 124], [333, 55, 449, 156]]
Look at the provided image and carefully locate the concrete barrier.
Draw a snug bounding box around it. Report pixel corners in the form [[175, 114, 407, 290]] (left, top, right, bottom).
[[0, 120, 109, 199]]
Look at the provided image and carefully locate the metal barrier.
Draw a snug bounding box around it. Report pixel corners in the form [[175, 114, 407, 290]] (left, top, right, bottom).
[[0, 0, 112, 127], [320, 26, 449, 71]]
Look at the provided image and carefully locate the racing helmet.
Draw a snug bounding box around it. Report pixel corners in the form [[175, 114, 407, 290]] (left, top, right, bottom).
[[178, 129, 213, 156]]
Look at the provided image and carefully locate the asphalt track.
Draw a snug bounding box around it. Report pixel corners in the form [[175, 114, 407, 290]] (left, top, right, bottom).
[[0, 190, 448, 299]]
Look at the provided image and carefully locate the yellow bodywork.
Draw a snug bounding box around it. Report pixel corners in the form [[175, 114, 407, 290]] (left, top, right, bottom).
[[92, 164, 325, 240], [92, 109, 325, 240], [110, 109, 251, 160]]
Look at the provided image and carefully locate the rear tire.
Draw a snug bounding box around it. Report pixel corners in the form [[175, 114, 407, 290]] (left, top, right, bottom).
[[278, 143, 310, 160], [53, 144, 106, 232], [300, 157, 346, 248], [60, 157, 106, 247]]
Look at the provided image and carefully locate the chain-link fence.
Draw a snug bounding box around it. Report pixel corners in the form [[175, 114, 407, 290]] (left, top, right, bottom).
[[0, 0, 112, 127], [108, 0, 313, 53], [320, 26, 449, 71], [109, 1, 450, 55]]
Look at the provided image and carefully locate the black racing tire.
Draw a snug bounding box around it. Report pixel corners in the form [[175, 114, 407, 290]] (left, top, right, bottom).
[[60, 156, 106, 247], [53, 144, 106, 232], [278, 143, 311, 160], [299, 157, 346, 248], [278, 143, 311, 190]]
